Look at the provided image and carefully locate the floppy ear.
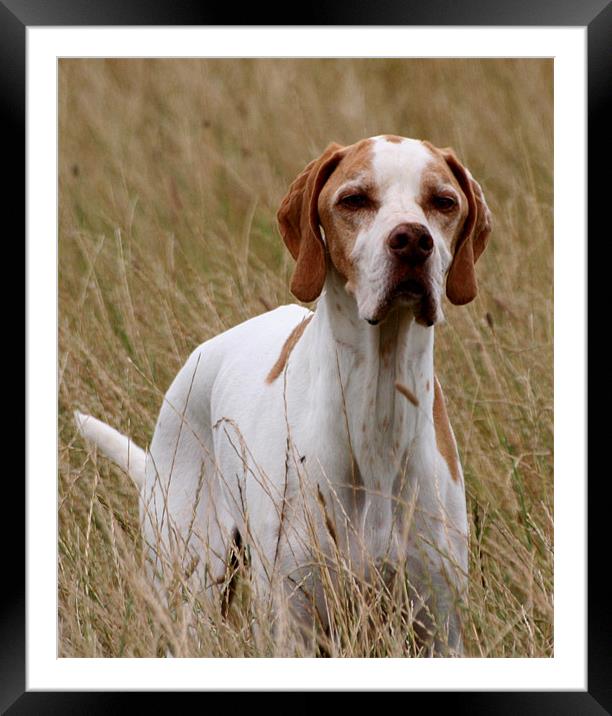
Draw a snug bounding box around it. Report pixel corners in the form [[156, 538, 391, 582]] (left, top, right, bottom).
[[277, 143, 345, 303], [440, 148, 492, 306]]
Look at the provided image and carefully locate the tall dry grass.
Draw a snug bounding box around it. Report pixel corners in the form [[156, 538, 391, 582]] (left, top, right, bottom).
[[59, 58, 553, 658]]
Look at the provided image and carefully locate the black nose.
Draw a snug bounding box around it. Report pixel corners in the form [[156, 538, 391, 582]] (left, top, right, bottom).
[[387, 223, 433, 264]]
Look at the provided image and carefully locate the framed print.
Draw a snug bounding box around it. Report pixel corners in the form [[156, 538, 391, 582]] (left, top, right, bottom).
[[7, 0, 606, 710]]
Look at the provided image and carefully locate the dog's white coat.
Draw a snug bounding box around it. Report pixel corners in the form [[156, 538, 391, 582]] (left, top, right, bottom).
[[76, 136, 487, 654]]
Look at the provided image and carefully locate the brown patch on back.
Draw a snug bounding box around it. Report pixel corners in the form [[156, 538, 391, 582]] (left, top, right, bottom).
[[266, 315, 313, 384], [395, 381, 419, 407], [382, 134, 404, 144], [433, 376, 460, 482]]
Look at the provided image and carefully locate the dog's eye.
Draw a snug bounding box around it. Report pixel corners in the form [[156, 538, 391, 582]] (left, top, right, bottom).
[[432, 195, 457, 212], [339, 193, 370, 210]]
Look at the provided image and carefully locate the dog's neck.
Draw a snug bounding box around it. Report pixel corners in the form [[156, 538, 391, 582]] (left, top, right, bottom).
[[308, 267, 436, 481], [298, 266, 437, 554]]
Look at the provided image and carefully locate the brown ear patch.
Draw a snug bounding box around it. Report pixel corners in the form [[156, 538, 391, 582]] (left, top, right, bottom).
[[277, 143, 346, 303], [422, 141, 491, 306], [433, 376, 460, 483], [266, 315, 313, 384]]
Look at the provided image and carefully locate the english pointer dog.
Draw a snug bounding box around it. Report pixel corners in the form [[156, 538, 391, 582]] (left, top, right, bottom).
[[76, 135, 491, 655]]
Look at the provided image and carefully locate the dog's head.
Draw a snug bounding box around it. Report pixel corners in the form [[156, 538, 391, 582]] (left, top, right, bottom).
[[277, 135, 491, 326]]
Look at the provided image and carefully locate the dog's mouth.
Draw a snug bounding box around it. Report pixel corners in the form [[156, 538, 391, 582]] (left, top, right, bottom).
[[365, 277, 437, 327], [395, 278, 426, 299]]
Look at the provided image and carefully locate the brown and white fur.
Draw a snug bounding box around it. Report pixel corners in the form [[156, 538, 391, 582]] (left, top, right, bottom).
[[75, 135, 491, 656]]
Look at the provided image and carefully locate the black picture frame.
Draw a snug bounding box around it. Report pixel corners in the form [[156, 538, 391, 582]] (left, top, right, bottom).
[[8, 0, 605, 711]]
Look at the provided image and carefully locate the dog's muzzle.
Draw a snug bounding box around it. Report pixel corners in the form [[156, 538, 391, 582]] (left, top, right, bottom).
[[384, 223, 438, 327]]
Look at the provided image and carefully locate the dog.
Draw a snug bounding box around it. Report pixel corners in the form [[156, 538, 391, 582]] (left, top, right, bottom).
[[75, 135, 491, 656]]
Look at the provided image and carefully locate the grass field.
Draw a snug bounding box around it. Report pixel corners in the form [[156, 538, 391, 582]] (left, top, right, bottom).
[[59, 58, 553, 658]]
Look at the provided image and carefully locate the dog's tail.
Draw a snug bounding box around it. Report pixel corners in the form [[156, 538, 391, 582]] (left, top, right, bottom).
[[74, 411, 146, 490]]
